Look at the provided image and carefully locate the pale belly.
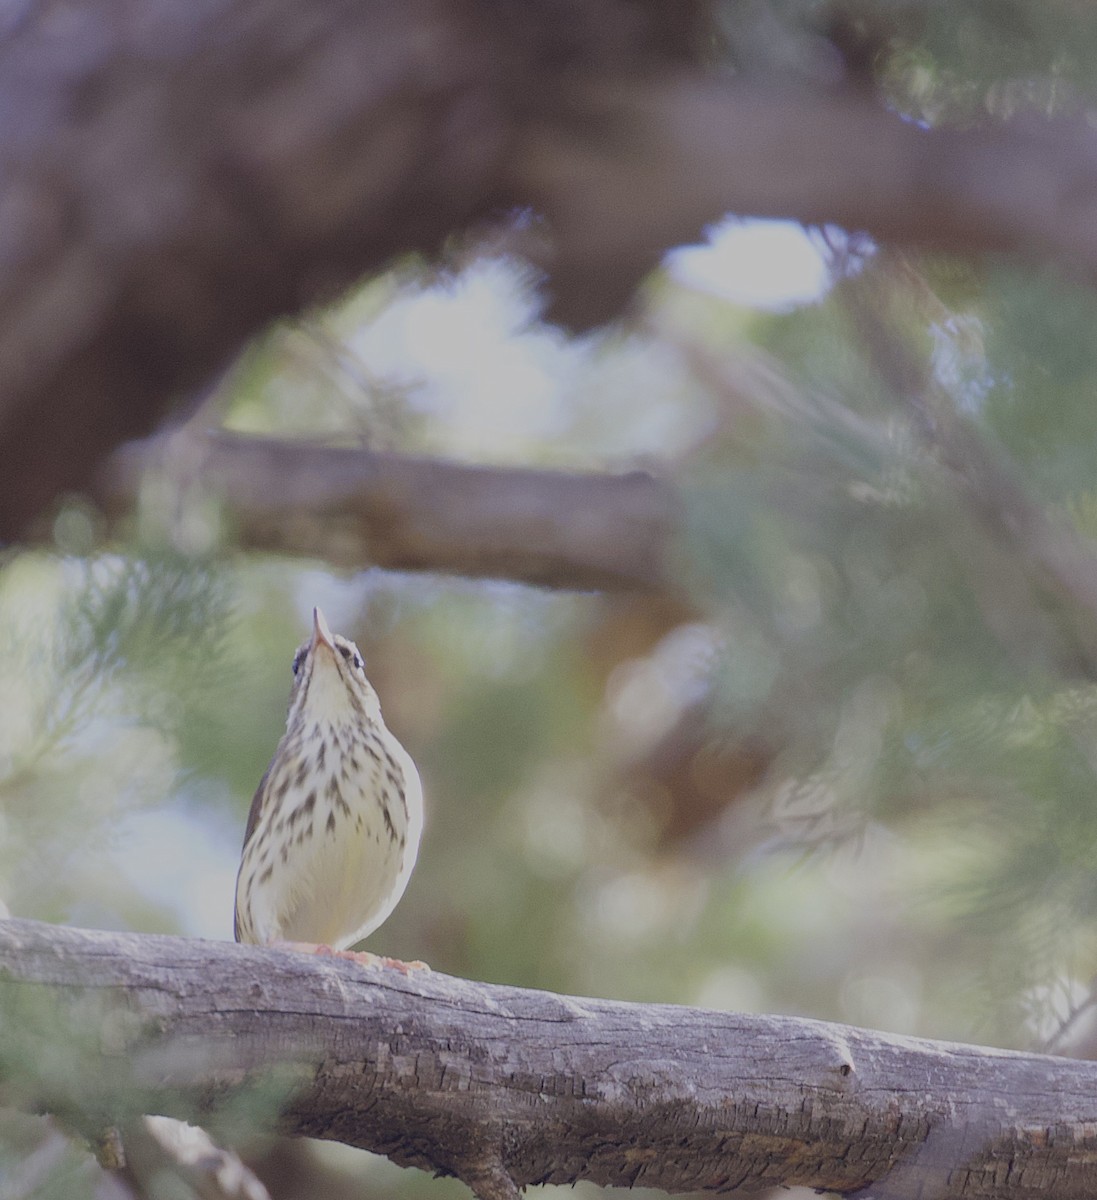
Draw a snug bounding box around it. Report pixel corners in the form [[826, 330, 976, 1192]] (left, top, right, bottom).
[[236, 728, 423, 949], [275, 808, 406, 946]]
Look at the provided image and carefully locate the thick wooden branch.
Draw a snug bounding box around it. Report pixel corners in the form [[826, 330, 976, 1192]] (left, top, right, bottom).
[[2, 918, 1097, 1199], [99, 429, 676, 591]]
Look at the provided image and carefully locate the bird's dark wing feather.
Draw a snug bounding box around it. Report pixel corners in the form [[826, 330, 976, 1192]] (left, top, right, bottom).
[[234, 774, 270, 942], [240, 774, 269, 849]]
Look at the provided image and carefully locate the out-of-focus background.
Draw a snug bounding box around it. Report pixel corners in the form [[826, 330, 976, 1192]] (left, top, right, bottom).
[[6, 0, 1097, 1196]]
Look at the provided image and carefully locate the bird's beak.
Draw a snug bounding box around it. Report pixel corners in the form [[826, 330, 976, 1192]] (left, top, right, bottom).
[[311, 606, 336, 654]]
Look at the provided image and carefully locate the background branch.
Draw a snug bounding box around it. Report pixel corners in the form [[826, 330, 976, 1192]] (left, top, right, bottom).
[[9, 0, 1097, 538], [0, 0, 507, 540], [3, 918, 1097, 1200], [515, 80, 1097, 326], [99, 429, 676, 592]]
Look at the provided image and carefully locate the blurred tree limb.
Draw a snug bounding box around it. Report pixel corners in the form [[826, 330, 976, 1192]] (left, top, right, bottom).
[[0, 0, 696, 541], [512, 81, 1097, 325], [99, 429, 677, 592], [8, 0, 1097, 538], [3, 917, 1097, 1200], [94, 327, 1097, 638]]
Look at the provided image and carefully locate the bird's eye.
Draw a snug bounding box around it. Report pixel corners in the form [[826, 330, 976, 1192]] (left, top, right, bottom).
[[337, 643, 365, 671], [291, 649, 305, 676], [336, 643, 364, 672]]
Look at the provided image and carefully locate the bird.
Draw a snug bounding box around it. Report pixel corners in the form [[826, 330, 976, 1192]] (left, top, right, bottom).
[[234, 607, 423, 964]]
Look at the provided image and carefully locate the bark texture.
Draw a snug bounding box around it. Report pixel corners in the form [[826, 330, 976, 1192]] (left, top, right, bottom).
[[2, 918, 1097, 1200]]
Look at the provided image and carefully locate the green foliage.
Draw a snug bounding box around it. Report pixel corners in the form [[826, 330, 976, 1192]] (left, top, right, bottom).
[[0, 982, 132, 1125], [712, 0, 1097, 119], [900, 0, 1097, 116], [982, 267, 1097, 500], [0, 1118, 102, 1200], [0, 551, 233, 927], [0, 977, 301, 1193], [673, 260, 1097, 1041]]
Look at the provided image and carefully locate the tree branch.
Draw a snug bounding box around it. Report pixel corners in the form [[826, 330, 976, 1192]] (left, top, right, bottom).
[[8, 0, 1097, 538], [2, 918, 1097, 1199], [115, 1117, 272, 1200], [98, 429, 676, 592], [0, 0, 508, 540], [0, 0, 699, 541], [516, 80, 1097, 326]]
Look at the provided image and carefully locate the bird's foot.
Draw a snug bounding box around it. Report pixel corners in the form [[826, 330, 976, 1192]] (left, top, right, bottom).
[[339, 950, 431, 975], [272, 941, 430, 974]]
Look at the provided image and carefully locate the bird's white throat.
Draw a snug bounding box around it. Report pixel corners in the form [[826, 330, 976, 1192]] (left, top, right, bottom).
[[305, 652, 367, 726]]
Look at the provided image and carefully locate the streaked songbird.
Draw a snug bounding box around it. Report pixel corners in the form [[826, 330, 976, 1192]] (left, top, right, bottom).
[[234, 607, 423, 963]]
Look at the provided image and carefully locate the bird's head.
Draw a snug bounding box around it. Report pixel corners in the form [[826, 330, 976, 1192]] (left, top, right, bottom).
[[286, 607, 382, 728]]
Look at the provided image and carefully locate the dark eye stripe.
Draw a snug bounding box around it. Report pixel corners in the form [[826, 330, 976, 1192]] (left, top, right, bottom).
[[334, 641, 366, 671], [291, 649, 306, 675]]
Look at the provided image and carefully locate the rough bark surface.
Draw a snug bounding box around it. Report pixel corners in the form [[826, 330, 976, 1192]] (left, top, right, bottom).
[[2, 918, 1097, 1199]]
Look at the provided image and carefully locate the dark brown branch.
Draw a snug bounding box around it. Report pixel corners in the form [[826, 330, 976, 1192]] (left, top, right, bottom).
[[3, 918, 1097, 1199], [0, 0, 704, 541], [98, 429, 677, 592], [516, 80, 1097, 326], [7, 1, 1097, 542], [0, 0, 509, 540]]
